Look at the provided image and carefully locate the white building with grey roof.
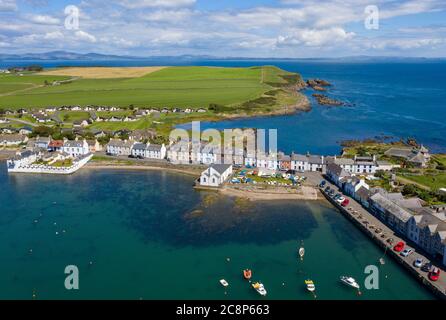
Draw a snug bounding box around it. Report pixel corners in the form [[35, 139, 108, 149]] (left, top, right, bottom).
[[200, 164, 233, 187]]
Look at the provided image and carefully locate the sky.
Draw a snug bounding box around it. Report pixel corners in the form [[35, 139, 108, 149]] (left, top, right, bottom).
[[0, 0, 445, 58]]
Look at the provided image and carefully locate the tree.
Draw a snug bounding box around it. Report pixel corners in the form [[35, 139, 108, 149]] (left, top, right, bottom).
[[0, 108, 5, 116], [402, 184, 418, 196]]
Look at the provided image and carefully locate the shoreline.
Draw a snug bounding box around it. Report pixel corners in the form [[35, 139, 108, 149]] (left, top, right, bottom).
[[86, 161, 321, 201], [84, 161, 203, 177], [219, 185, 320, 201]]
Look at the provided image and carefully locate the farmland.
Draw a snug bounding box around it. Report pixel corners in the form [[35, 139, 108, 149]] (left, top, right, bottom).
[[0, 66, 307, 115]]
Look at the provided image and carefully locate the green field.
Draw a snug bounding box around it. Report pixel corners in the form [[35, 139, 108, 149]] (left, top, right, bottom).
[[401, 173, 446, 191], [0, 66, 300, 110]]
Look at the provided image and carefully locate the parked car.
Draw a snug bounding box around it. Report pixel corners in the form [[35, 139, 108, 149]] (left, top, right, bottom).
[[414, 258, 424, 268], [336, 197, 346, 204], [387, 238, 394, 244], [325, 186, 331, 192], [319, 180, 326, 188], [422, 262, 433, 272], [429, 268, 441, 282], [393, 241, 405, 252], [400, 248, 413, 257], [341, 199, 350, 207]]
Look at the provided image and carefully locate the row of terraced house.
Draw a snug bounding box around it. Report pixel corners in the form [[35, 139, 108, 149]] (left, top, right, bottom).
[[326, 160, 446, 267]]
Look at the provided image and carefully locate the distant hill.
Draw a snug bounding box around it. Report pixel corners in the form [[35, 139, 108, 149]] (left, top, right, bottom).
[[0, 51, 444, 62]]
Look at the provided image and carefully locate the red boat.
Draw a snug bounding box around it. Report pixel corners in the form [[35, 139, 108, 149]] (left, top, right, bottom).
[[243, 269, 252, 280]]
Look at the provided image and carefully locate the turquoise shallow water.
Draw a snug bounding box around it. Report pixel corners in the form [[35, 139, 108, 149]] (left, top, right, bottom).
[[0, 164, 434, 300]]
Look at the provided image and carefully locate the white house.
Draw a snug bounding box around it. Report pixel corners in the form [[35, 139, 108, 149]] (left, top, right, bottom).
[[146, 144, 167, 160], [200, 164, 233, 187], [62, 139, 89, 157], [0, 134, 28, 146], [106, 139, 135, 156], [344, 177, 370, 198], [167, 142, 190, 164], [131, 143, 147, 158], [7, 150, 39, 169]]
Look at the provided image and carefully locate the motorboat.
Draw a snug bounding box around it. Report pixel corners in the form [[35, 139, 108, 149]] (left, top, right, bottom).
[[305, 280, 315, 292], [340, 276, 360, 289], [299, 247, 305, 260], [252, 282, 267, 296], [243, 269, 252, 280], [219, 279, 229, 287]]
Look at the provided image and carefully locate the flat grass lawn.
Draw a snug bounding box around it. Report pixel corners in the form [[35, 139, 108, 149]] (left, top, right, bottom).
[[402, 173, 446, 190], [0, 66, 286, 109], [59, 111, 91, 122], [0, 74, 70, 96]]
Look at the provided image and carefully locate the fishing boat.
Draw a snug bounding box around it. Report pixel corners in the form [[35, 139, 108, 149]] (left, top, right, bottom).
[[252, 282, 267, 296], [299, 247, 305, 260], [243, 269, 252, 280], [219, 279, 229, 287], [305, 280, 315, 292], [340, 276, 360, 289]]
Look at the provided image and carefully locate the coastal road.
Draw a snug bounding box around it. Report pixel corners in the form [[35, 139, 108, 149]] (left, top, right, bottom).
[[321, 178, 446, 299]]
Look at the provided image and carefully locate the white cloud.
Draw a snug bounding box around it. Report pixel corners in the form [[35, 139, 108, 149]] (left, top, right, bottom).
[[0, 0, 16, 11], [116, 0, 195, 9], [27, 14, 61, 25], [277, 27, 355, 47], [75, 30, 97, 43]]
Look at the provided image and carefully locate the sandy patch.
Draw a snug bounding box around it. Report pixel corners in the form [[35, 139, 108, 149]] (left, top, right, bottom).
[[39, 67, 167, 79]]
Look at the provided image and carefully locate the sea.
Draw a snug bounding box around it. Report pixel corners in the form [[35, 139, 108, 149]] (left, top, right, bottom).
[[0, 166, 435, 299], [0, 58, 444, 299]]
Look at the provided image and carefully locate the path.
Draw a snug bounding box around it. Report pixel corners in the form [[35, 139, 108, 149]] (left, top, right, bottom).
[[396, 175, 431, 191], [5, 117, 38, 127]]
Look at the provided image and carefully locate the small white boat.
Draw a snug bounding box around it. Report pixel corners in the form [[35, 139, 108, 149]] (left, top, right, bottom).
[[340, 276, 360, 289], [252, 282, 267, 296], [219, 279, 229, 287], [305, 280, 315, 292], [299, 247, 305, 260]]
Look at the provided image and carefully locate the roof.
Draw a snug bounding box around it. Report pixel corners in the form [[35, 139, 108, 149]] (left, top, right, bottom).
[[327, 163, 350, 178], [209, 164, 232, 175], [291, 153, 307, 162], [146, 144, 163, 152], [370, 193, 413, 223], [132, 143, 147, 151], [48, 140, 64, 148], [107, 139, 135, 148], [0, 134, 25, 142], [356, 186, 371, 200], [334, 158, 355, 165], [64, 140, 85, 148]]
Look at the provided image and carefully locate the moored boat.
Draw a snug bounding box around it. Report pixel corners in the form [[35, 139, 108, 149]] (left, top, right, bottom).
[[305, 279, 315, 292], [299, 247, 305, 260], [243, 269, 252, 280], [220, 279, 229, 287], [252, 282, 267, 296], [340, 276, 360, 289]]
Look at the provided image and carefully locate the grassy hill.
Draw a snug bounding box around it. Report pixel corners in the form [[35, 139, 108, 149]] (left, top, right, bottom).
[[0, 66, 305, 113]]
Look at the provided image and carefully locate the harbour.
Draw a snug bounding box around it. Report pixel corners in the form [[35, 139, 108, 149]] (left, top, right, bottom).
[[0, 163, 434, 300]]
